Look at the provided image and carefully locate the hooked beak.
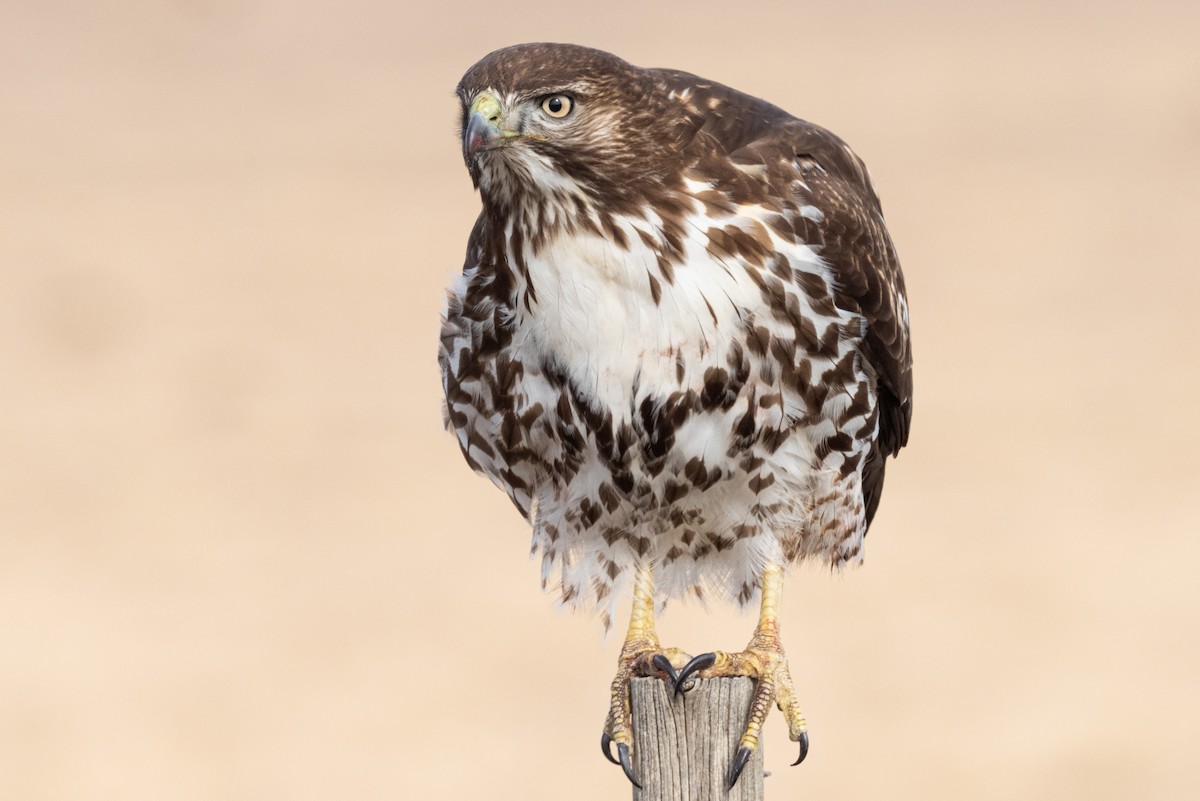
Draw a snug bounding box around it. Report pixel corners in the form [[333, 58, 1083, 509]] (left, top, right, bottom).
[[463, 93, 503, 162]]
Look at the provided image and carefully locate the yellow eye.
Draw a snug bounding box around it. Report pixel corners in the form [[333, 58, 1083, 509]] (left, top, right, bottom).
[[541, 94, 573, 118]]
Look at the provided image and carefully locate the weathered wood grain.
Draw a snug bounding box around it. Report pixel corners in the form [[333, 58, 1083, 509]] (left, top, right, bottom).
[[630, 676, 763, 801]]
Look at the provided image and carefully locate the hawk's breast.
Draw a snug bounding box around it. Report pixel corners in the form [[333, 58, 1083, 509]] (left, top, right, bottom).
[[442, 186, 879, 614], [513, 196, 842, 427]]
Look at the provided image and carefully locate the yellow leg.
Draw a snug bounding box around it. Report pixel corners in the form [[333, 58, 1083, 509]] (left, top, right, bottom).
[[674, 562, 809, 787], [601, 563, 691, 787]]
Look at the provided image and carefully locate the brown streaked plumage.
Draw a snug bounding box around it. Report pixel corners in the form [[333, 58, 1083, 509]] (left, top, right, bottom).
[[439, 43, 912, 788]]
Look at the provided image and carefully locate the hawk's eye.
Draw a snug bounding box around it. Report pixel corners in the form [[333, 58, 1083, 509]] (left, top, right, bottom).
[[540, 94, 574, 119]]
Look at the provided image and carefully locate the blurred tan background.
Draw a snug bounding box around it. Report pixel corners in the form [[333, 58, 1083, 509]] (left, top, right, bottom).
[[2, 1, 1198, 799]]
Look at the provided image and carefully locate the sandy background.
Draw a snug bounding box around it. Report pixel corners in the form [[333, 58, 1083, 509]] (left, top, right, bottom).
[[2, 2, 1198, 799]]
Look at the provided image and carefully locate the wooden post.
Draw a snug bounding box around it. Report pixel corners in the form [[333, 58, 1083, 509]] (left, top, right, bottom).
[[630, 676, 764, 801]]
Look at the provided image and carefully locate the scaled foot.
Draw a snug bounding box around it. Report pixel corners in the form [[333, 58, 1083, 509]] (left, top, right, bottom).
[[675, 565, 809, 788], [601, 638, 692, 787]]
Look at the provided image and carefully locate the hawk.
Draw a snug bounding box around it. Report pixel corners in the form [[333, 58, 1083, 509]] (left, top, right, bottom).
[[439, 43, 912, 788]]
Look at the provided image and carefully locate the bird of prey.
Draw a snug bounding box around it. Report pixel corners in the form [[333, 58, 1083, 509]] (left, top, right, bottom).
[[439, 43, 912, 788]]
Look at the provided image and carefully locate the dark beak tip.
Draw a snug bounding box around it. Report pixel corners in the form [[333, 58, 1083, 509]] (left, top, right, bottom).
[[463, 111, 498, 162], [463, 132, 482, 161]]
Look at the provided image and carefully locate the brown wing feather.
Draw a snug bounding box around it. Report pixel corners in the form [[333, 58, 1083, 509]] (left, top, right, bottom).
[[652, 68, 913, 526]]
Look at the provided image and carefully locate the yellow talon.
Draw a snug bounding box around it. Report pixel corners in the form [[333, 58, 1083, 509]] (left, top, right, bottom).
[[673, 562, 811, 786], [600, 563, 692, 787]]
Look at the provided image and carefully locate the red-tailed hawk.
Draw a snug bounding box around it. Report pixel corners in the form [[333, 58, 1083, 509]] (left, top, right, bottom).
[[439, 43, 912, 788]]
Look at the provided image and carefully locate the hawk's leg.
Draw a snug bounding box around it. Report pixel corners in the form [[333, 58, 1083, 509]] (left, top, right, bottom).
[[674, 563, 809, 788], [601, 562, 691, 787]]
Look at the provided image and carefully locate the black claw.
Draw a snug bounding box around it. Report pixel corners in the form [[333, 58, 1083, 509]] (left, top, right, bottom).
[[728, 745, 753, 789], [601, 732, 619, 765], [617, 742, 641, 789], [674, 652, 717, 695], [651, 653, 679, 685], [791, 731, 810, 766]]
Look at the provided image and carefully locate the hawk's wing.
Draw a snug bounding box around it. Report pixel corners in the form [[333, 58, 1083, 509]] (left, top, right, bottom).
[[746, 120, 914, 456], [654, 69, 913, 526]]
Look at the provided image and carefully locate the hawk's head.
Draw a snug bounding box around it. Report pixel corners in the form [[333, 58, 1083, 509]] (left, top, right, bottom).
[[456, 43, 688, 218]]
